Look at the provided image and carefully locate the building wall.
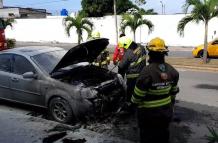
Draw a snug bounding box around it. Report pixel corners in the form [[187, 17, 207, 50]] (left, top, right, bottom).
[[5, 14, 218, 46], [0, 8, 20, 18]]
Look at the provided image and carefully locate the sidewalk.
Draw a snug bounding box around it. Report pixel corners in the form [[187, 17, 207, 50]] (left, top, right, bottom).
[[166, 57, 218, 72]]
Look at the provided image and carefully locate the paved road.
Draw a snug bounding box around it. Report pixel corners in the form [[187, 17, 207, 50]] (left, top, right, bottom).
[[15, 41, 193, 57], [0, 69, 218, 143], [177, 69, 218, 107]]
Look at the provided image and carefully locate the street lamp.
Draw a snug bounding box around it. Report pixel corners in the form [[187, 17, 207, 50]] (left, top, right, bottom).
[[114, 0, 118, 44], [160, 1, 163, 14], [160, 1, 166, 14]]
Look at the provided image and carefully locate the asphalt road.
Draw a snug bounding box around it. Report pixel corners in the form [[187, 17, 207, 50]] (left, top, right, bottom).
[[15, 41, 193, 57], [0, 69, 217, 115], [0, 69, 218, 143], [177, 69, 218, 107]]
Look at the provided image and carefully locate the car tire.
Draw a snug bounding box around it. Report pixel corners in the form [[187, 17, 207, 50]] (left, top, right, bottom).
[[49, 97, 75, 124], [198, 50, 209, 58]]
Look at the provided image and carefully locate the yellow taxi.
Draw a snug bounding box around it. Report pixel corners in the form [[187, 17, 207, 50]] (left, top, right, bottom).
[[192, 39, 218, 58]]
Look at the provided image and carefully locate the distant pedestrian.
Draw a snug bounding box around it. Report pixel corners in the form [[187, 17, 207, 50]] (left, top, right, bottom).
[[131, 37, 179, 143]]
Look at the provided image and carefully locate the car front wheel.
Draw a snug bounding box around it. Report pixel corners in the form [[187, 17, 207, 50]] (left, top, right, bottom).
[[49, 97, 75, 123]]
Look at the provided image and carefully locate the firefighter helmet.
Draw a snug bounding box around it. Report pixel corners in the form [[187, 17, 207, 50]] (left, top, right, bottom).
[[118, 36, 133, 49], [147, 37, 168, 52]]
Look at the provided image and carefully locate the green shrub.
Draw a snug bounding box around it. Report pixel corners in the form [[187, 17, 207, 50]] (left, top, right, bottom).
[[6, 38, 16, 49], [206, 126, 218, 143]]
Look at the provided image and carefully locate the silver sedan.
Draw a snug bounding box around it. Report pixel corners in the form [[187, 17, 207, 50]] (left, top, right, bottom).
[[0, 39, 125, 123]]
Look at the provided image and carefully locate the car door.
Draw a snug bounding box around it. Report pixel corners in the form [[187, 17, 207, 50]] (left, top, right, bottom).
[[10, 54, 43, 106], [0, 54, 12, 100], [208, 40, 218, 57]]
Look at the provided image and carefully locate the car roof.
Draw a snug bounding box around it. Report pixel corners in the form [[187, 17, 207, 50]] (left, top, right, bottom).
[[1, 46, 65, 57]]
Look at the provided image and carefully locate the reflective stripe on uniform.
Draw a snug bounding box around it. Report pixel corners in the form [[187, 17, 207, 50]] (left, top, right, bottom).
[[134, 86, 146, 97], [131, 95, 141, 104], [126, 73, 139, 78], [130, 55, 146, 67], [138, 96, 171, 108], [171, 85, 179, 92], [147, 86, 171, 95], [101, 61, 108, 65]]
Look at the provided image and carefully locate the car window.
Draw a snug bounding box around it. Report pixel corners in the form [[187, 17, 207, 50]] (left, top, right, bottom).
[[0, 54, 11, 72], [212, 40, 218, 45], [12, 55, 35, 75], [32, 50, 67, 73]]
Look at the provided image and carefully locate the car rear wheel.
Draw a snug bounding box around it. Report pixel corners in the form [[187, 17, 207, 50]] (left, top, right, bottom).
[[198, 50, 209, 58], [49, 97, 75, 123]]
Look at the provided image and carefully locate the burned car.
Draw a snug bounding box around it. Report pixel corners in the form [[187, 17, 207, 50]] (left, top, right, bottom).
[[0, 38, 126, 123]]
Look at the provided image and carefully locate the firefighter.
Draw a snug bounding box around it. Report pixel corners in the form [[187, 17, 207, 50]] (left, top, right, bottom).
[[112, 33, 126, 65], [118, 37, 146, 103], [91, 31, 110, 69], [131, 37, 179, 143]]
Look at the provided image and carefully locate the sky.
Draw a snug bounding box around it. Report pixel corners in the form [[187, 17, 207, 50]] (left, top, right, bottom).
[[4, 0, 186, 15]]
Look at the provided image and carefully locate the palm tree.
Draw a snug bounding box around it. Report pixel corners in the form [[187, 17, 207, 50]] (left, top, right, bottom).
[[177, 0, 218, 63], [3, 18, 15, 29], [63, 15, 93, 44], [0, 18, 15, 29], [120, 10, 154, 41]]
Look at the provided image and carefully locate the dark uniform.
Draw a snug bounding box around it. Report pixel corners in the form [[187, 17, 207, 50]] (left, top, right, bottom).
[[93, 50, 110, 69], [118, 42, 146, 102], [131, 37, 179, 143]]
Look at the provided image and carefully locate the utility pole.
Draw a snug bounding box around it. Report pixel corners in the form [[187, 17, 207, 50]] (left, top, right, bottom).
[[160, 1, 163, 14], [114, 0, 118, 44], [0, 0, 3, 8]]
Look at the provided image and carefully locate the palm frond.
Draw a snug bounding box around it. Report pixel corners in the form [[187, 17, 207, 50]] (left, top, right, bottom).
[[63, 16, 75, 26], [177, 15, 194, 36], [211, 8, 218, 18], [82, 25, 92, 37], [3, 18, 15, 28], [65, 23, 74, 37], [137, 19, 154, 34], [206, 126, 218, 142], [183, 0, 202, 13], [191, 5, 207, 22], [81, 19, 93, 30]]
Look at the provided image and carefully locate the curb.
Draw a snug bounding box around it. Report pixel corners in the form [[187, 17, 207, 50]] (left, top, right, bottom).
[[173, 65, 218, 72]]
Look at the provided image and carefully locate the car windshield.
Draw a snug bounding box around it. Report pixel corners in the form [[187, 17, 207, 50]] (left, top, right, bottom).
[[32, 50, 67, 73]]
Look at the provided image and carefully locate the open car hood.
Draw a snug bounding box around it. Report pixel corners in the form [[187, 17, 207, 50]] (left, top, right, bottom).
[[51, 38, 109, 74]]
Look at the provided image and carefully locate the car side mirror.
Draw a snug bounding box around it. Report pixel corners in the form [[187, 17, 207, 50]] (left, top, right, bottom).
[[23, 72, 38, 79]]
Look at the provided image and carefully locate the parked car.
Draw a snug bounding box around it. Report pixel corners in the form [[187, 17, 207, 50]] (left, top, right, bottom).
[[192, 39, 218, 58], [0, 38, 126, 123], [0, 18, 7, 50]]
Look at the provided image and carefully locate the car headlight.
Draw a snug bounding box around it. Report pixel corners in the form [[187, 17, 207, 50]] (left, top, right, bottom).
[[192, 47, 197, 50]]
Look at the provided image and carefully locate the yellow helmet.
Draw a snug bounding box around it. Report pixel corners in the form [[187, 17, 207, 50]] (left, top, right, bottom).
[[91, 31, 100, 39], [147, 37, 168, 52], [118, 37, 133, 49]]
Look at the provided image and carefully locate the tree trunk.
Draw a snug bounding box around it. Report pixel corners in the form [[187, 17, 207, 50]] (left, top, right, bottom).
[[78, 34, 81, 44], [133, 31, 136, 42], [203, 21, 208, 64], [114, 0, 118, 44]]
